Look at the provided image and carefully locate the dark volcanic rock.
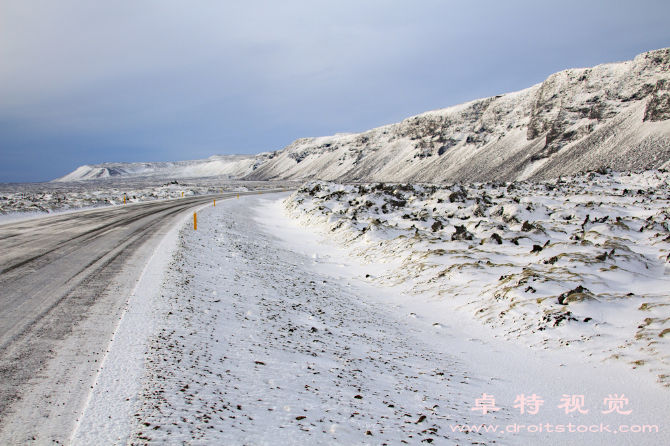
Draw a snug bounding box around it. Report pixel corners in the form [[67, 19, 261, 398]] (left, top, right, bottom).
[[557, 285, 595, 305], [451, 225, 474, 241]]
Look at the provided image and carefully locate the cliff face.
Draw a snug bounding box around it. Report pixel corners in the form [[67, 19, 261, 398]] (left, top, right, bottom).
[[644, 78, 670, 122], [57, 48, 670, 184], [245, 47, 670, 183]]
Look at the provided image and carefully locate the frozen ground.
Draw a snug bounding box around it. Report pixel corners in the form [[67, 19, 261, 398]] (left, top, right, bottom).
[[75, 188, 668, 445], [0, 178, 298, 222], [285, 171, 670, 388]]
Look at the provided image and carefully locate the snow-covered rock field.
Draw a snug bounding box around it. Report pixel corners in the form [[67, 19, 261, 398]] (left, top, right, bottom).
[[284, 170, 670, 388], [0, 179, 296, 221]]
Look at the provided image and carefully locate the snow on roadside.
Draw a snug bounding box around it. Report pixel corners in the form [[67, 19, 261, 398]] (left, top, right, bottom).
[[283, 171, 670, 388], [71, 203, 211, 445], [125, 195, 503, 445]]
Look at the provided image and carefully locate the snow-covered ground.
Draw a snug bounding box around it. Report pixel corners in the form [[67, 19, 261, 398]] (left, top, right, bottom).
[[0, 179, 296, 222], [285, 171, 670, 388], [74, 185, 669, 445]]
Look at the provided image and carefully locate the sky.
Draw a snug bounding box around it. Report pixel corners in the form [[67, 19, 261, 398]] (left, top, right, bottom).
[[1, 1, 669, 183]]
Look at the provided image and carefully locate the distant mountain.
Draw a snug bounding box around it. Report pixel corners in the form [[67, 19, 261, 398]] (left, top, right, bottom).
[[54, 154, 272, 182], [56, 47, 670, 183]]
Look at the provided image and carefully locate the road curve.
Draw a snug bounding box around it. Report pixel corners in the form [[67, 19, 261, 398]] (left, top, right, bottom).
[[0, 190, 286, 443]]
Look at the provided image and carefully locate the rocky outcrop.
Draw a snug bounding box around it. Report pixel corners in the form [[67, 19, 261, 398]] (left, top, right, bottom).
[[644, 79, 670, 122]]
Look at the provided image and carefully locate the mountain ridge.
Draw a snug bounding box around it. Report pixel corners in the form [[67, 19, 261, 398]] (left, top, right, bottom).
[[55, 47, 670, 183]]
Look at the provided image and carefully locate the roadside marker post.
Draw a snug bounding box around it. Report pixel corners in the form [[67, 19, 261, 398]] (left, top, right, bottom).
[[237, 194, 239, 199], [259, 191, 262, 195], [194, 212, 197, 230], [182, 192, 184, 197], [214, 198, 216, 207], [123, 196, 126, 204]]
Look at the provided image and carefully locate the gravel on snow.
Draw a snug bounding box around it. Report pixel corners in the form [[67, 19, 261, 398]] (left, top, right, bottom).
[[127, 196, 498, 445]]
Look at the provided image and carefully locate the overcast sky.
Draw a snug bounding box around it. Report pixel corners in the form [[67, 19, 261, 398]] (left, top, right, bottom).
[[1, 1, 669, 183]]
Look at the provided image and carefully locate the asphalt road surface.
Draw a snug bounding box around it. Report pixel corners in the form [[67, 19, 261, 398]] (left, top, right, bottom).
[[0, 190, 285, 444]]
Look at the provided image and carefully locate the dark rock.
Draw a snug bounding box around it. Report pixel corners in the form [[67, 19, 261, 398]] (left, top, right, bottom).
[[449, 190, 467, 203], [490, 233, 503, 244], [557, 285, 595, 305], [541, 310, 578, 328], [473, 204, 486, 218], [521, 220, 545, 234], [451, 225, 474, 241], [544, 256, 558, 265], [643, 79, 670, 122]]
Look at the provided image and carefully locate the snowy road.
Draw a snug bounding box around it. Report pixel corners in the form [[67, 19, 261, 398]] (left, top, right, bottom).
[[0, 191, 283, 444]]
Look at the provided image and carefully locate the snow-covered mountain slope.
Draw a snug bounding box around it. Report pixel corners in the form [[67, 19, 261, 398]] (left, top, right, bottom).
[[53, 154, 273, 182], [248, 47, 670, 183], [56, 48, 670, 183]]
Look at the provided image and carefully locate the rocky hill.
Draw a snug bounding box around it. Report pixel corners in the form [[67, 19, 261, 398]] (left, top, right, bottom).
[[56, 47, 670, 183]]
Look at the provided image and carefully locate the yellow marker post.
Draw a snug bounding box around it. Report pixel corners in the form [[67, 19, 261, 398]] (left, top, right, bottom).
[[123, 196, 126, 204], [237, 194, 239, 199], [194, 212, 197, 230], [259, 191, 262, 195], [213, 198, 216, 207], [182, 192, 184, 197]]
